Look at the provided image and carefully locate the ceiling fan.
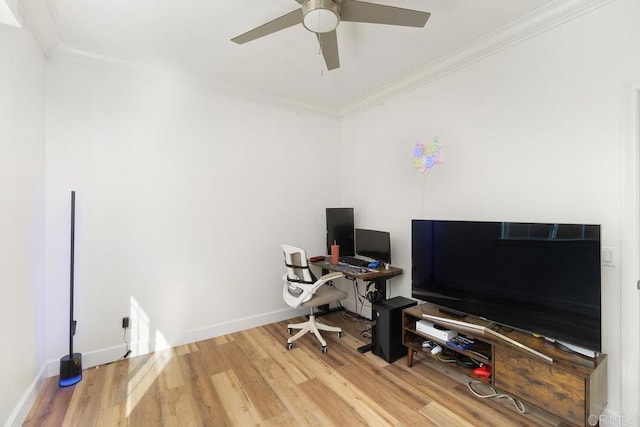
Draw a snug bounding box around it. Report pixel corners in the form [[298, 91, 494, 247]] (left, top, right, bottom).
[[231, 0, 430, 70]]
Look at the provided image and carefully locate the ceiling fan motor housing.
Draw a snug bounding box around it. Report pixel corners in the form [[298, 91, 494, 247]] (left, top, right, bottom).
[[302, 0, 340, 33]]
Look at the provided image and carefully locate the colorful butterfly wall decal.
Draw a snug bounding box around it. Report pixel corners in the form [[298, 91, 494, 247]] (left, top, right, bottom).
[[413, 137, 443, 173]]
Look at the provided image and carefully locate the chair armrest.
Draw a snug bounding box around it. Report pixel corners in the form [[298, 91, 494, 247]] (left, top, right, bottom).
[[299, 271, 343, 301], [318, 271, 344, 283], [283, 271, 344, 308]]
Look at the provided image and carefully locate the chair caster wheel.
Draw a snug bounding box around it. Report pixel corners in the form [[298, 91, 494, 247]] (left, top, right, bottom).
[[321, 346, 328, 353], [286, 343, 293, 350], [287, 328, 292, 334], [337, 331, 343, 338]]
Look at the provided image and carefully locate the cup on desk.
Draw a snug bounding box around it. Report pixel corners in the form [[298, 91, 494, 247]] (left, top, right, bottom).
[[331, 243, 340, 264]]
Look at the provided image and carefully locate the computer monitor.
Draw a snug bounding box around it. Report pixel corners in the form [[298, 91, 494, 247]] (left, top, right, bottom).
[[326, 208, 355, 256], [355, 229, 391, 263]]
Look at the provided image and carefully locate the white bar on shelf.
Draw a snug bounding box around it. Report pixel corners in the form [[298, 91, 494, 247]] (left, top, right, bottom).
[[422, 314, 553, 363]]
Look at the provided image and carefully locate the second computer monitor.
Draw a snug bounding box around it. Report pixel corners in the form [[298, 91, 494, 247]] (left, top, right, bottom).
[[326, 208, 355, 256], [355, 229, 391, 263]]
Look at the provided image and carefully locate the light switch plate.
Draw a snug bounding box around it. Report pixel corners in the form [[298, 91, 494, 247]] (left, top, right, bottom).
[[602, 247, 615, 267]]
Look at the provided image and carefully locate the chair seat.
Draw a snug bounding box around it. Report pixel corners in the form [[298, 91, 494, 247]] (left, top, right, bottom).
[[301, 285, 347, 308], [281, 244, 347, 352]]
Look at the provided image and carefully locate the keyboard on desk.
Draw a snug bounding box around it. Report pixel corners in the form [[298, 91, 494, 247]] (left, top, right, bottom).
[[339, 256, 370, 267]]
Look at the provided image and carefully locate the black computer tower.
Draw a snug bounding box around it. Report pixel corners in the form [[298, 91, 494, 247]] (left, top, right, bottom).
[[372, 296, 417, 363]]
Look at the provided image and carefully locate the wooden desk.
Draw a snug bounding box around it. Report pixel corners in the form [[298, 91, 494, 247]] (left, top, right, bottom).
[[310, 258, 402, 282], [311, 258, 403, 354]]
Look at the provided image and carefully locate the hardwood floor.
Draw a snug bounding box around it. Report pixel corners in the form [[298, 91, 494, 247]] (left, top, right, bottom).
[[24, 311, 568, 426]]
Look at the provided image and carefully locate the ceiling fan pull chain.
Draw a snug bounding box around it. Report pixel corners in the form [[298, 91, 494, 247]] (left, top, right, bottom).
[[319, 12, 322, 76], [319, 36, 324, 76]]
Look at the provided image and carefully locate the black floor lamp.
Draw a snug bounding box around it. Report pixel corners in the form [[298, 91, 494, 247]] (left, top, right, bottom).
[[59, 190, 82, 387]]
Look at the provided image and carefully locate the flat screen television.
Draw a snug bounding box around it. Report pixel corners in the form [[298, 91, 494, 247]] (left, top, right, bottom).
[[356, 228, 391, 263], [411, 219, 601, 351]]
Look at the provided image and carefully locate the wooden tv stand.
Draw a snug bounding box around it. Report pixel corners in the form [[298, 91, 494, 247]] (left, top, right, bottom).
[[402, 303, 607, 426]]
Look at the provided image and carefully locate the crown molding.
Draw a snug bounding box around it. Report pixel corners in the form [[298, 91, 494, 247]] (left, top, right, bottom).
[[19, 0, 62, 54], [51, 44, 341, 119], [19, 0, 615, 118], [16, 0, 334, 117], [338, 0, 616, 117]]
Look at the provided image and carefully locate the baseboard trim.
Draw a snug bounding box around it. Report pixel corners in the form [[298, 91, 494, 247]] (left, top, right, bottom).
[[43, 307, 300, 377], [5, 363, 47, 427], [45, 344, 132, 377], [16, 307, 302, 424], [178, 307, 301, 348]]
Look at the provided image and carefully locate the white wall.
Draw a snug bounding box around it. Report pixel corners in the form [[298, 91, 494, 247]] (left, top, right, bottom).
[[339, 0, 640, 420], [44, 61, 341, 369], [0, 22, 45, 427], [7, 0, 637, 424]]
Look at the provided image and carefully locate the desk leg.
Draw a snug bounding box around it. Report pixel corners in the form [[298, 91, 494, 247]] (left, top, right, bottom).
[[357, 278, 387, 354], [357, 343, 372, 353]]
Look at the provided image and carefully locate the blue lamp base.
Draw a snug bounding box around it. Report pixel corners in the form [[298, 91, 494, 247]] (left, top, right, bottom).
[[59, 353, 82, 387]]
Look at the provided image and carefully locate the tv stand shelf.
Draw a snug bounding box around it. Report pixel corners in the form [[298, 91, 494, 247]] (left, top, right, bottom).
[[402, 303, 607, 426], [403, 330, 493, 381]]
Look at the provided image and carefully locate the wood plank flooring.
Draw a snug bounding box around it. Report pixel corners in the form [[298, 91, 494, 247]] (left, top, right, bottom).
[[24, 311, 569, 426]]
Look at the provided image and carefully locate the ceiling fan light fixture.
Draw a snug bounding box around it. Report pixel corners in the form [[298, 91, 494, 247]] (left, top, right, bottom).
[[302, 0, 340, 34]]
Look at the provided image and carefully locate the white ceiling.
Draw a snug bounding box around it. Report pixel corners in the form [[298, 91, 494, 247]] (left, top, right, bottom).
[[23, 0, 582, 114]]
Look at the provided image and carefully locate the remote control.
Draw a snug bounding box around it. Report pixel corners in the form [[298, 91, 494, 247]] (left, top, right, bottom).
[[430, 345, 442, 355]]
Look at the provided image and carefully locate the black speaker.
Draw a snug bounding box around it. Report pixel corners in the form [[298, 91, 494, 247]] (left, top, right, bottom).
[[372, 296, 417, 363], [326, 208, 354, 256]]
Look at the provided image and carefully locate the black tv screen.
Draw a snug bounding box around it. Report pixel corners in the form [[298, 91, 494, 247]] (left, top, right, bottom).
[[411, 220, 601, 351]]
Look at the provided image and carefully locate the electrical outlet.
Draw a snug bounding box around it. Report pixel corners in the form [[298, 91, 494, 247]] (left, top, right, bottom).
[[122, 317, 130, 329]]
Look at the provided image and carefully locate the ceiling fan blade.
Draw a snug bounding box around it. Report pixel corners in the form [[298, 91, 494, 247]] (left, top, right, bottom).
[[316, 30, 340, 70], [340, 0, 430, 27], [231, 9, 302, 44]]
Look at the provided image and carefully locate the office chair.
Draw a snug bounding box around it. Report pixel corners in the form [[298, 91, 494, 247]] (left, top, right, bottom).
[[281, 244, 347, 353]]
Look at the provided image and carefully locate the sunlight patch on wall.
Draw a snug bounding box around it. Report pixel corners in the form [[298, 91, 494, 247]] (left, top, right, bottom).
[[129, 296, 170, 354], [125, 296, 173, 417], [130, 296, 150, 355]]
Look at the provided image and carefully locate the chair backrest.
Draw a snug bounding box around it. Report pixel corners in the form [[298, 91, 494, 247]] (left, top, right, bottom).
[[281, 244, 316, 284], [281, 244, 344, 308], [281, 244, 317, 306]]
